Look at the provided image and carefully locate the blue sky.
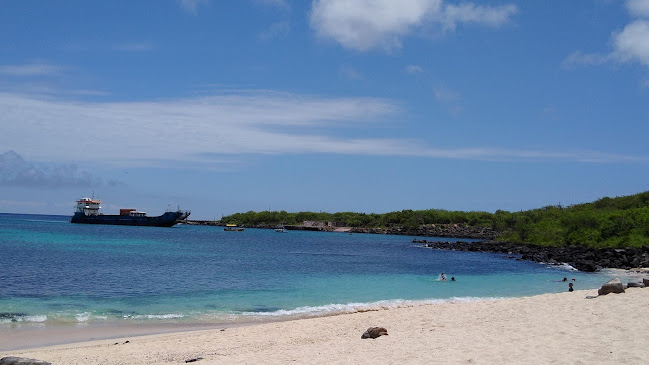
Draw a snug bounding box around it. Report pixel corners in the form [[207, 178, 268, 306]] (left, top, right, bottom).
[[1, 0, 649, 220]]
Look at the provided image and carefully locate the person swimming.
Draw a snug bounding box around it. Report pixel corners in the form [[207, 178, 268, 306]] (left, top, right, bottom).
[[450, 277, 455, 281], [439, 273, 447, 281]]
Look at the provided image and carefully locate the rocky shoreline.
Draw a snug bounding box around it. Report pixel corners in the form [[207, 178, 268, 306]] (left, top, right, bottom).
[[347, 224, 499, 240], [184, 221, 499, 240], [414, 239, 649, 272]]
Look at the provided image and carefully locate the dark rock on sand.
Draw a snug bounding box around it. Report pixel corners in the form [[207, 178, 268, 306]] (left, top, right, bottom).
[[598, 278, 625, 295], [625, 282, 645, 288], [0, 357, 51, 365], [361, 327, 388, 339]]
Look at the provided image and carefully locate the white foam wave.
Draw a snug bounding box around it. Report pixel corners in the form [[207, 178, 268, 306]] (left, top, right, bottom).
[[554, 263, 578, 271], [239, 297, 504, 318], [22, 315, 47, 323], [126, 313, 185, 320], [75, 312, 90, 322]]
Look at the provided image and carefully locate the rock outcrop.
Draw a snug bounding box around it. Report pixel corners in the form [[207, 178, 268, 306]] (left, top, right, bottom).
[[598, 278, 625, 295], [416, 240, 649, 272]]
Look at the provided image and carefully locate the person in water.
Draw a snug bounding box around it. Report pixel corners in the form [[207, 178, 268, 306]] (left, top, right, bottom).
[[562, 277, 568, 282], [568, 282, 574, 292], [450, 277, 455, 281], [440, 273, 447, 281]]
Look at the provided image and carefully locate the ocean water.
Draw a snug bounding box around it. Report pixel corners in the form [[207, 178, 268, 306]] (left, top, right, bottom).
[[0, 213, 616, 328]]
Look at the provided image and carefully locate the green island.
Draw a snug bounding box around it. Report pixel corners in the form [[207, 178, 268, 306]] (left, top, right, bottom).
[[206, 191, 649, 249]]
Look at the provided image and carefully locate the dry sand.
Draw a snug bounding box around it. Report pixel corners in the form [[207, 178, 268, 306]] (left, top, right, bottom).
[[2, 288, 648, 364]]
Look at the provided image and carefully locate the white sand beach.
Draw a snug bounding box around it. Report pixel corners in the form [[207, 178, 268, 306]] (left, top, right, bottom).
[[2, 288, 648, 364]]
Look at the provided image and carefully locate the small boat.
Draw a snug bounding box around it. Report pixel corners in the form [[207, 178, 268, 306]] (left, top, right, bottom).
[[224, 224, 244, 231], [274, 225, 287, 233]]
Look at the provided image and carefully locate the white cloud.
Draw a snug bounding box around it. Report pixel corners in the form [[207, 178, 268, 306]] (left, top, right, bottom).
[[309, 0, 517, 51], [1, 90, 646, 166], [565, 1, 649, 69], [310, 0, 439, 51], [612, 20, 649, 67], [627, 0, 649, 17], [180, 0, 207, 15], [405, 65, 424, 74], [0, 63, 63, 77]]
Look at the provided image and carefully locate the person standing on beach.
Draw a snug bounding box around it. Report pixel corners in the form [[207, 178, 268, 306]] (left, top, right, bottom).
[[568, 283, 574, 292]]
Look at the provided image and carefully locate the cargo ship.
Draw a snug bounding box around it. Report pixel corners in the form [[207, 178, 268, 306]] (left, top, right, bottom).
[[70, 197, 190, 227]]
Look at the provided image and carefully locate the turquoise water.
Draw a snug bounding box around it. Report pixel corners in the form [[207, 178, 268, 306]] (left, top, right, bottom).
[[0, 213, 615, 327]]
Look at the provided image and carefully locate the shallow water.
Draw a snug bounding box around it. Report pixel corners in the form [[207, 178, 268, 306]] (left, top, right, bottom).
[[0, 213, 615, 329]]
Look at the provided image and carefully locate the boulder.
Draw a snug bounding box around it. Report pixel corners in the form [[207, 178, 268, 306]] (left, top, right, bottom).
[[0, 357, 51, 365], [643, 278, 649, 287], [573, 259, 598, 272], [361, 327, 388, 339], [598, 278, 625, 295]]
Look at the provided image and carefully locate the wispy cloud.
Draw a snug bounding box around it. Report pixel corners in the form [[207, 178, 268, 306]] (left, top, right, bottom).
[[0, 150, 107, 188], [0, 63, 63, 77], [259, 22, 290, 41], [339, 66, 363, 80], [309, 0, 517, 51], [1, 90, 647, 166], [405, 65, 424, 74], [254, 0, 290, 10], [440, 3, 518, 31], [433, 85, 460, 102], [433, 84, 462, 116], [628, 0, 649, 17], [561, 51, 610, 68], [180, 0, 207, 15]]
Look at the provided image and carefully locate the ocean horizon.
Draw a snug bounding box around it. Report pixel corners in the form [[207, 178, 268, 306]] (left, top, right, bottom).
[[1, 213, 619, 342]]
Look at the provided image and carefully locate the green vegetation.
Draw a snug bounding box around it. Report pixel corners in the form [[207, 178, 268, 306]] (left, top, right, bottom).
[[497, 191, 649, 248], [220, 191, 649, 248]]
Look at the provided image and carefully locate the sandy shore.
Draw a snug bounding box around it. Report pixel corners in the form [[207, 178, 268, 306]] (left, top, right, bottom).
[[2, 288, 648, 364]]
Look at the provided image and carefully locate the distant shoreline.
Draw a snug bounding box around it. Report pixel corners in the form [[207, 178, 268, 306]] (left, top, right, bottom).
[[183, 220, 498, 240]]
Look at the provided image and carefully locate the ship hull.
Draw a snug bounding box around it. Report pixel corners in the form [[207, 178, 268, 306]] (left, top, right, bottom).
[[70, 211, 187, 227]]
